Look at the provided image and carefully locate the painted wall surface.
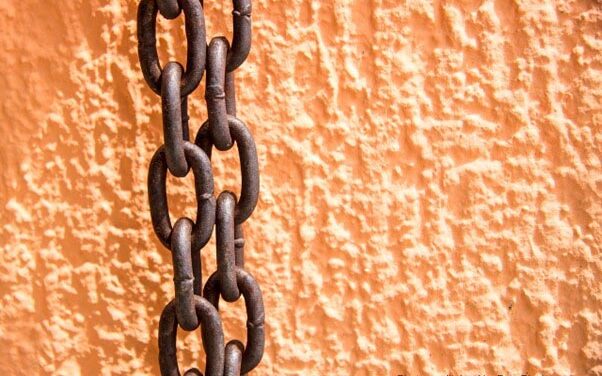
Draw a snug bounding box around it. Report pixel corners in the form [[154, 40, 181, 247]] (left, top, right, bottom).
[[0, 0, 600, 375]]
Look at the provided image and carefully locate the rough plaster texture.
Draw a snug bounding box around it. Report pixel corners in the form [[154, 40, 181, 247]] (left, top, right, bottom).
[[0, 0, 601, 375]]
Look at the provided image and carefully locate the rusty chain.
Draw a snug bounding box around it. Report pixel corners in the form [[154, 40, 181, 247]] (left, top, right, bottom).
[[137, 0, 264, 374]]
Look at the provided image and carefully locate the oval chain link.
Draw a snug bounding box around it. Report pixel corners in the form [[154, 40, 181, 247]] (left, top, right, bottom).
[[204, 268, 265, 374], [158, 297, 225, 376], [216, 191, 240, 302], [138, 0, 206, 96], [161, 62, 190, 177], [148, 142, 216, 253], [171, 217, 199, 331], [206, 37, 233, 151], [227, 0, 253, 72], [195, 116, 259, 225], [224, 340, 244, 376]]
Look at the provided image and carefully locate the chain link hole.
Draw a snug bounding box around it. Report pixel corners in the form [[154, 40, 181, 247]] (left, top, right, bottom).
[[155, 12, 188, 79], [204, 3, 234, 46], [208, 148, 243, 202], [220, 298, 247, 345], [165, 172, 198, 228]]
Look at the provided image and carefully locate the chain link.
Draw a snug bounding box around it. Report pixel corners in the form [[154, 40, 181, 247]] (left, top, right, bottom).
[[161, 62, 189, 177], [159, 297, 225, 376], [204, 268, 265, 374], [226, 0, 253, 72], [216, 191, 240, 302], [138, 0, 206, 96], [195, 117, 260, 225], [148, 142, 215, 253], [137, 0, 264, 374], [206, 37, 233, 150], [171, 217, 199, 331]]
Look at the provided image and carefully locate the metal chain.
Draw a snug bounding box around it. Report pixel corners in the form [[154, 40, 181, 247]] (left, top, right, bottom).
[[137, 0, 264, 374]]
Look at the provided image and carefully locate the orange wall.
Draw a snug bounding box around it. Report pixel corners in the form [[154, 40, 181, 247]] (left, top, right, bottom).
[[0, 0, 601, 375]]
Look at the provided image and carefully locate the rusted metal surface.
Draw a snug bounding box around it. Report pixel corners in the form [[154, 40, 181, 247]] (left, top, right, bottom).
[[206, 37, 233, 151], [234, 224, 245, 268], [224, 341, 244, 376], [225, 72, 237, 117], [148, 142, 216, 253], [204, 268, 265, 375], [227, 0, 253, 72], [195, 117, 259, 225], [158, 297, 225, 376], [171, 218, 199, 331], [137, 0, 265, 374], [137, 0, 206, 96], [216, 191, 240, 302], [162, 62, 189, 177]]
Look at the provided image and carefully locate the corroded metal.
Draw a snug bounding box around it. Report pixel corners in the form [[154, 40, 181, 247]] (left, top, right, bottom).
[[171, 218, 199, 331], [216, 191, 240, 302], [206, 37, 233, 151], [137, 0, 206, 96], [234, 224, 244, 268], [227, 0, 253, 72], [137, 0, 266, 373], [162, 62, 189, 177], [158, 297, 225, 376], [225, 72, 237, 117], [195, 116, 259, 225], [204, 268, 265, 375], [148, 142, 216, 253], [224, 340, 244, 376], [157, 0, 180, 19]]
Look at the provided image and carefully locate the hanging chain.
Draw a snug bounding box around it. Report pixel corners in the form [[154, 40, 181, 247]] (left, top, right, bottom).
[[137, 0, 264, 374]]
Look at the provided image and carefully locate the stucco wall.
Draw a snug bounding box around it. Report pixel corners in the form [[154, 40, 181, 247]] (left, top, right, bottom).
[[0, 0, 600, 375]]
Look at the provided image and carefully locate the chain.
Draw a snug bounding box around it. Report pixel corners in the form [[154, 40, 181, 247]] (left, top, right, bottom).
[[137, 0, 264, 374]]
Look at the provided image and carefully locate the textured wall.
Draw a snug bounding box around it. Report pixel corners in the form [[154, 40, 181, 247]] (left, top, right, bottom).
[[0, 0, 600, 375]]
